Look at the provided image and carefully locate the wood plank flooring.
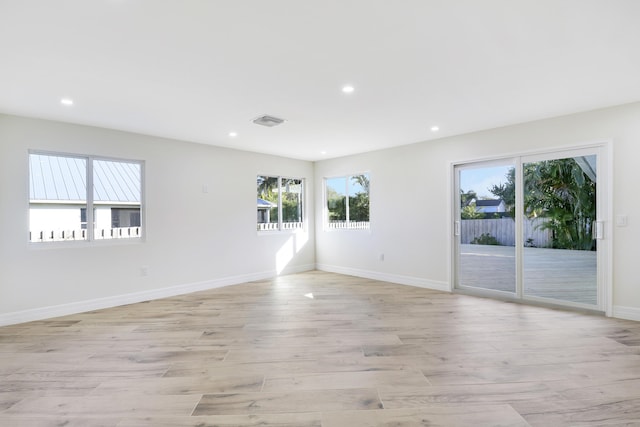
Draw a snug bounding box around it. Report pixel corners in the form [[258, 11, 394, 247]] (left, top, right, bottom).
[[1, 270, 639, 426]]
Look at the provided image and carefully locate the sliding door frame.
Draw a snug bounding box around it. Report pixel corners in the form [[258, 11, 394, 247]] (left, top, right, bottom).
[[449, 140, 612, 316]]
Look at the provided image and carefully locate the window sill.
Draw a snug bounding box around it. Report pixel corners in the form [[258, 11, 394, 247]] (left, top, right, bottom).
[[257, 228, 306, 236]]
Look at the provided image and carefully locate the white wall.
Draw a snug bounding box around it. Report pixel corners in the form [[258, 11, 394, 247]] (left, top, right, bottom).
[[315, 102, 640, 320], [0, 114, 315, 324], [3, 102, 640, 324]]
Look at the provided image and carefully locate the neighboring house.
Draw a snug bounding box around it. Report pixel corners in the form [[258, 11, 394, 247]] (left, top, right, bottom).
[[29, 154, 141, 241], [475, 199, 506, 213], [257, 198, 276, 223]]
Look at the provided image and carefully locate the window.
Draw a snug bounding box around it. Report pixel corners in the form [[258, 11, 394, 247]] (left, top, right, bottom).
[[257, 175, 304, 231], [325, 173, 370, 230], [29, 152, 143, 242]]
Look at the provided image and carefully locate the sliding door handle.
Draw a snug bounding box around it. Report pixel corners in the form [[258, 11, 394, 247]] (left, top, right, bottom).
[[594, 221, 604, 240]]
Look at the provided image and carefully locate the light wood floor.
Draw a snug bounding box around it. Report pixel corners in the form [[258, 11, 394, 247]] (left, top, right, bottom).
[[1, 271, 639, 426]]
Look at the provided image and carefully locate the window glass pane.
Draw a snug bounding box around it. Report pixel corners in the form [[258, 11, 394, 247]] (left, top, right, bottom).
[[93, 160, 142, 239], [281, 178, 303, 230], [257, 175, 279, 231], [349, 174, 370, 226], [29, 153, 88, 242], [325, 174, 370, 230], [326, 177, 347, 227], [522, 156, 597, 305], [457, 164, 515, 293]]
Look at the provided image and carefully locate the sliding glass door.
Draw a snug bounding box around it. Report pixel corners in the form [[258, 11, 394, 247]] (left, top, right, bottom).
[[521, 152, 598, 306], [454, 146, 606, 311], [455, 161, 517, 295]]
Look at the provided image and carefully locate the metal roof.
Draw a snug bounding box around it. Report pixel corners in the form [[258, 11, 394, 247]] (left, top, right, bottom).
[[476, 199, 503, 207], [29, 153, 141, 203], [257, 198, 276, 209]]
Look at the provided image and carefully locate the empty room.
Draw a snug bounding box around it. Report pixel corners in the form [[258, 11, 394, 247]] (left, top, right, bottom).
[[1, 1, 640, 426]]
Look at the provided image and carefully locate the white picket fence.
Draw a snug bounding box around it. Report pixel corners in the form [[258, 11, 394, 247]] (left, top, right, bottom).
[[461, 217, 551, 247], [257, 222, 304, 231], [30, 227, 141, 242], [327, 221, 370, 230], [257, 221, 369, 231]]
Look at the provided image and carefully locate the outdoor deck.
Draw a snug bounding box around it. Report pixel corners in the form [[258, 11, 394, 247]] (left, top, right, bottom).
[[459, 244, 597, 306]]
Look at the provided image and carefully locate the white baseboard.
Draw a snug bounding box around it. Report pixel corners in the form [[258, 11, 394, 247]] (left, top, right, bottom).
[[315, 263, 450, 292], [0, 263, 315, 327], [613, 305, 640, 322]]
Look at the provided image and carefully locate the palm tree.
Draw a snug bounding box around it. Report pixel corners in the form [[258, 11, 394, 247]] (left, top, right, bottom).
[[349, 174, 370, 222], [256, 176, 278, 201], [489, 159, 596, 250], [524, 159, 596, 250], [351, 174, 370, 194]]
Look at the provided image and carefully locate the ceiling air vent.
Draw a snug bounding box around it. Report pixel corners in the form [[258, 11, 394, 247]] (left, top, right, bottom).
[[253, 115, 286, 127]]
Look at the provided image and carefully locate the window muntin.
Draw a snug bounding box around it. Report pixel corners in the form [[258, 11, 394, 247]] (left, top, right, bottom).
[[325, 173, 370, 230], [257, 175, 304, 231], [29, 152, 143, 243]]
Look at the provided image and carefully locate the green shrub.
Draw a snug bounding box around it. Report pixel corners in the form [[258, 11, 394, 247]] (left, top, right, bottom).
[[471, 233, 500, 245]]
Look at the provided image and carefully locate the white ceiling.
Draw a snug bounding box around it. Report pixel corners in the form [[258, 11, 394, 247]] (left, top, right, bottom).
[[1, 1, 640, 161]]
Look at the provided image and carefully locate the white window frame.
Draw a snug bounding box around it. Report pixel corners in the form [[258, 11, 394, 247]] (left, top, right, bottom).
[[324, 173, 370, 231], [256, 175, 305, 233], [28, 150, 145, 244]]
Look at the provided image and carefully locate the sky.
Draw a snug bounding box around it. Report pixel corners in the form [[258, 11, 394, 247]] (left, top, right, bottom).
[[459, 165, 513, 199], [326, 175, 368, 196]]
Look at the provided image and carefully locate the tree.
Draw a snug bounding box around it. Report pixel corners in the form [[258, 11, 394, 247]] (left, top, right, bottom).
[[349, 174, 370, 222], [349, 192, 369, 221], [489, 168, 516, 217], [460, 189, 478, 208], [326, 175, 370, 222], [257, 176, 279, 222], [488, 160, 596, 250], [325, 186, 345, 221], [461, 203, 484, 219], [351, 174, 370, 194], [523, 159, 595, 250], [257, 176, 278, 202]]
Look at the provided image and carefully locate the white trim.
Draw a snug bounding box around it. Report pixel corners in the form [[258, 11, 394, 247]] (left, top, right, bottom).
[[0, 263, 314, 327], [316, 263, 450, 292], [447, 161, 454, 293], [612, 305, 640, 322], [451, 139, 611, 168], [605, 140, 614, 317]]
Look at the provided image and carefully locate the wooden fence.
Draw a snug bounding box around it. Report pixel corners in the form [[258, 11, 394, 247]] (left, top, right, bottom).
[[461, 217, 551, 247]]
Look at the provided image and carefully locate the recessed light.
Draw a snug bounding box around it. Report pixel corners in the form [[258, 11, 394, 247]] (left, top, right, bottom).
[[229, 132, 238, 137], [60, 98, 73, 106], [342, 85, 355, 94], [320, 151, 327, 155], [430, 126, 439, 132]]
